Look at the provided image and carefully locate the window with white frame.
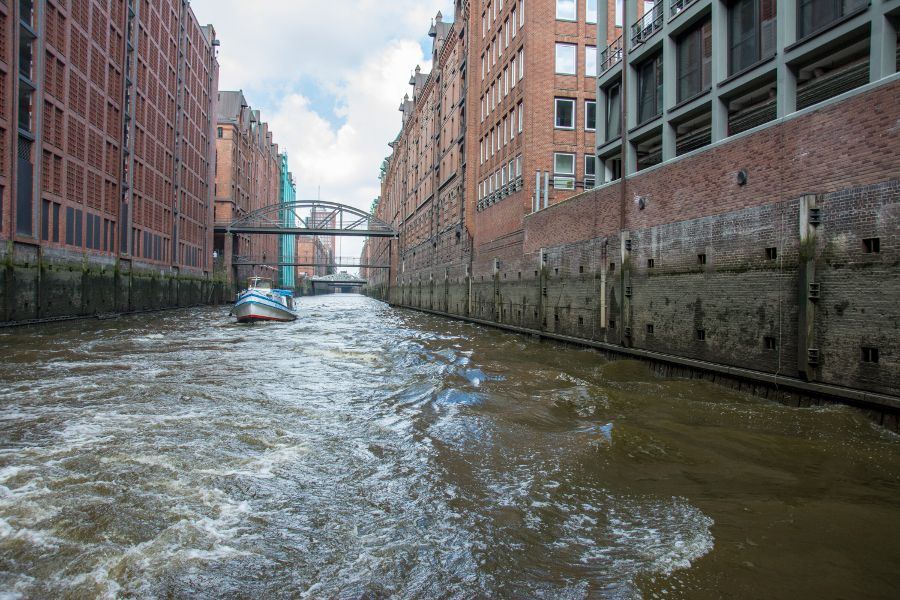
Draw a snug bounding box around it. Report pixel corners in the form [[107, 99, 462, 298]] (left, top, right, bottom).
[[512, 8, 517, 36], [555, 43, 576, 74], [518, 48, 524, 79], [482, 13, 486, 37], [554, 153, 576, 189], [510, 109, 516, 138], [504, 117, 508, 144], [481, 96, 485, 121], [556, 0, 576, 21], [585, 100, 597, 131], [511, 57, 517, 87], [554, 97, 575, 129], [516, 154, 522, 177], [508, 160, 514, 183], [482, 54, 486, 79], [518, 102, 523, 132], [504, 67, 509, 95], [505, 19, 510, 47], [520, 0, 525, 27], [502, 166, 507, 186], [585, 155, 597, 189], [615, 0, 623, 27], [586, 46, 597, 77], [586, 0, 597, 23]]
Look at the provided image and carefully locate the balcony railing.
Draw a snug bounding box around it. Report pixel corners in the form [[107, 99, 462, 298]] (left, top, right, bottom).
[[631, 4, 664, 46], [670, 0, 700, 18], [600, 35, 624, 74], [477, 177, 524, 212]]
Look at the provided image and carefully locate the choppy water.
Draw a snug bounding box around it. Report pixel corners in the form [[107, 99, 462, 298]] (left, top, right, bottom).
[[0, 295, 898, 599]]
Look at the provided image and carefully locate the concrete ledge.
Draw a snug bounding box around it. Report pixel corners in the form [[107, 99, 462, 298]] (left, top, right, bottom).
[[391, 303, 900, 417]]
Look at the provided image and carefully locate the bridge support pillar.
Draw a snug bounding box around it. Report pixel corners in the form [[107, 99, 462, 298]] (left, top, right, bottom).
[[223, 233, 235, 286]]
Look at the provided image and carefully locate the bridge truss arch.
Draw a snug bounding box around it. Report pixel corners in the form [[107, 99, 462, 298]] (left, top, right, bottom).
[[215, 200, 398, 238]]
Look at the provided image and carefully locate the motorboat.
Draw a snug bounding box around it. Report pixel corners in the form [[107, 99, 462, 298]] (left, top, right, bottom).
[[232, 277, 297, 323]]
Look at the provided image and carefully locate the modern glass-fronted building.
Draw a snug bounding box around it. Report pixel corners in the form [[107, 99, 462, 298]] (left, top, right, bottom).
[[278, 153, 297, 288]]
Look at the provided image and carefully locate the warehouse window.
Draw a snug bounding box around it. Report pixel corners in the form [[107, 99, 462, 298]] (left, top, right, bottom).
[[555, 98, 575, 129], [553, 152, 575, 189], [555, 43, 576, 74], [556, 0, 576, 21], [587, 0, 597, 23], [585, 100, 597, 131], [584, 155, 596, 189], [863, 237, 880, 253], [586, 46, 597, 77], [861, 347, 879, 364]]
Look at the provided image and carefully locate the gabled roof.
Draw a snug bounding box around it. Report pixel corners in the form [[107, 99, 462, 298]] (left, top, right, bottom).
[[217, 90, 247, 122]]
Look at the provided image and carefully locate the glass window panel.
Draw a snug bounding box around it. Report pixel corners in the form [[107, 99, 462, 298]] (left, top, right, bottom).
[[606, 84, 621, 140], [555, 43, 576, 74], [554, 152, 575, 174], [556, 0, 576, 20], [586, 46, 597, 77], [555, 98, 575, 128]]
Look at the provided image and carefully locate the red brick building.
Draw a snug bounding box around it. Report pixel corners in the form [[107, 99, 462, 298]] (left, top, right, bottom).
[[213, 90, 281, 284], [366, 0, 608, 285], [1, 0, 218, 275]]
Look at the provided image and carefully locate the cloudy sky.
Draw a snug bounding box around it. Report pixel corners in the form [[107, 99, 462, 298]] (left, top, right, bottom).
[[191, 0, 454, 262]]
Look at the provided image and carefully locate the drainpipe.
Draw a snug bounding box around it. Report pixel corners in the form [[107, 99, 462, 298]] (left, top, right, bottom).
[[619, 31, 629, 347]]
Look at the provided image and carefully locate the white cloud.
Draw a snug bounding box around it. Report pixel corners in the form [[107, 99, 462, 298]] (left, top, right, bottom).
[[190, 0, 454, 261]]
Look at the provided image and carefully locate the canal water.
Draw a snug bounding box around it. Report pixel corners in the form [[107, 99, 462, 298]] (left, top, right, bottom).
[[1, 295, 898, 599]]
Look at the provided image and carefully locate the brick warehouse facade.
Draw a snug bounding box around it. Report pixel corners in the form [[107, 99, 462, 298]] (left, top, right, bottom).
[[212, 90, 283, 287], [0, 0, 226, 322], [364, 0, 900, 424]]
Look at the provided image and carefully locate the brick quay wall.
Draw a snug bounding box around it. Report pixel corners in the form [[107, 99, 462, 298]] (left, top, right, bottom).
[[366, 78, 900, 428], [0, 243, 228, 325]]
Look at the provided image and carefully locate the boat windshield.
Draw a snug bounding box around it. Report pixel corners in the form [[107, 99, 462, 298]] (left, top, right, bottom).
[[248, 277, 274, 290]]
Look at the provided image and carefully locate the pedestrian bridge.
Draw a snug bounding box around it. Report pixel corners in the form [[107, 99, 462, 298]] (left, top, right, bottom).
[[310, 272, 367, 286], [214, 200, 398, 238]]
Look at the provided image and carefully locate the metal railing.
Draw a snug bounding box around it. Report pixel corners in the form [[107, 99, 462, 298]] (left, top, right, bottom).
[[600, 35, 624, 74], [631, 4, 664, 46], [476, 177, 524, 212], [670, 0, 700, 18]]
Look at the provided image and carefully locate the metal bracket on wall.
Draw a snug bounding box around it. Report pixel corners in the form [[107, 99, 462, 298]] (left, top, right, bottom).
[[808, 348, 821, 366]]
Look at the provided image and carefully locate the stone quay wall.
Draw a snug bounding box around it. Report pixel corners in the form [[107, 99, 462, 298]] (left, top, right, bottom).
[[367, 78, 900, 428], [1, 242, 228, 326]]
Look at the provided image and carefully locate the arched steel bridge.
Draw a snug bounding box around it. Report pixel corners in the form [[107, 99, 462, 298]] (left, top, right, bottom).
[[214, 200, 398, 238], [232, 256, 390, 269]]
